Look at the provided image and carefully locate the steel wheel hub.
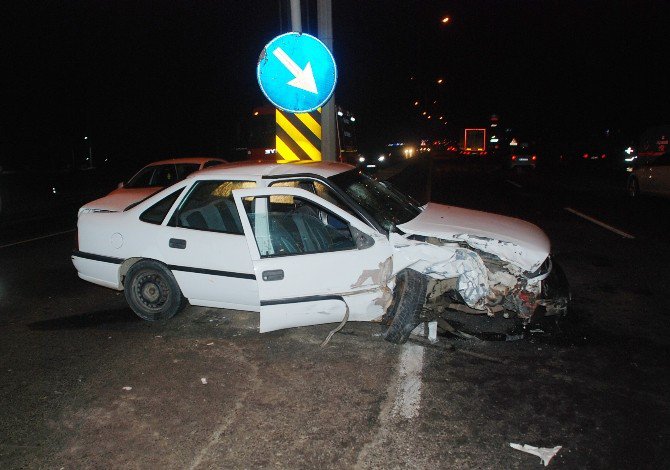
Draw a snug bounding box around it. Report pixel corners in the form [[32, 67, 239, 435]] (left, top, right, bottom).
[[134, 272, 169, 310]]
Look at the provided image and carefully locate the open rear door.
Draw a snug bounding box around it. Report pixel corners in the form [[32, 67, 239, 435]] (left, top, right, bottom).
[[233, 187, 394, 333]]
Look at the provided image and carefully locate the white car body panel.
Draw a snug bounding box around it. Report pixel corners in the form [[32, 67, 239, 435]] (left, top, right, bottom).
[[156, 226, 258, 308], [75, 181, 259, 310], [72, 256, 123, 290], [233, 187, 394, 333], [398, 202, 550, 272]]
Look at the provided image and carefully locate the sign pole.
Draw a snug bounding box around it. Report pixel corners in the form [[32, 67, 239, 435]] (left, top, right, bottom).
[[317, 0, 336, 162], [290, 0, 301, 32]]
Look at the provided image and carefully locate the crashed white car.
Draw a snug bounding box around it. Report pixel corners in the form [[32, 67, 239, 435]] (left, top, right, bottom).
[[72, 162, 569, 343]]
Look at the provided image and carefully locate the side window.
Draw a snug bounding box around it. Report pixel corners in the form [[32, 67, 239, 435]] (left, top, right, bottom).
[[127, 167, 155, 188], [243, 194, 356, 258], [312, 181, 356, 216], [171, 180, 256, 234], [139, 188, 184, 225], [270, 180, 301, 189], [203, 160, 225, 168], [152, 165, 178, 187], [269, 179, 355, 216], [175, 163, 200, 179]]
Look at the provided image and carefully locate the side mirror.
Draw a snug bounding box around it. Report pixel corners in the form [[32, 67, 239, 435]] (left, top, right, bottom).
[[117, 182, 125, 189]]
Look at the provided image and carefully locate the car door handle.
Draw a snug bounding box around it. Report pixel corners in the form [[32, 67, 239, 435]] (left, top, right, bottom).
[[262, 269, 284, 281], [169, 238, 187, 249]]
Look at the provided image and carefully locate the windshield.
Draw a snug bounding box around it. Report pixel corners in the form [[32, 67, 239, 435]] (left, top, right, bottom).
[[328, 169, 421, 232], [126, 163, 200, 188]]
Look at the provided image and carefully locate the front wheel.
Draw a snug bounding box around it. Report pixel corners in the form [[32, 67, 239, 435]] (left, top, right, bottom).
[[124, 260, 186, 321], [381, 269, 429, 344]]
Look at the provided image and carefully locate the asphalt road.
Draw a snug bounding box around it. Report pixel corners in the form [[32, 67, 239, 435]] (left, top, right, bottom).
[[1, 158, 669, 468]]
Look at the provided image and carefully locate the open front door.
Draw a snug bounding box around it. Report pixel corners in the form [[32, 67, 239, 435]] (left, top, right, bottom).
[[233, 187, 394, 333]]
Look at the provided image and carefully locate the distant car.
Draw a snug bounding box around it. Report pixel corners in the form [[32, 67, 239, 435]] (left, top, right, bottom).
[[73, 161, 569, 343], [353, 151, 390, 170], [506, 144, 537, 169], [627, 152, 670, 198], [558, 145, 611, 170], [79, 157, 227, 215], [578, 150, 609, 164]]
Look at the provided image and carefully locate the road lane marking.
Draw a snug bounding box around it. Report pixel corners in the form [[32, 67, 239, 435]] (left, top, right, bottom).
[[0, 229, 76, 249], [564, 208, 635, 239], [506, 179, 523, 188], [355, 342, 425, 468], [392, 342, 425, 419]]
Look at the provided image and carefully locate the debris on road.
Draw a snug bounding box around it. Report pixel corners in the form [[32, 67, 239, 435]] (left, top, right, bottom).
[[201, 378, 208, 385], [122, 386, 132, 391], [510, 443, 562, 466]]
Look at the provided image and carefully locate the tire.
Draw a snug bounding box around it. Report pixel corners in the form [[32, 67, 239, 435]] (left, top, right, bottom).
[[124, 260, 186, 321], [627, 176, 640, 197], [381, 269, 429, 344]]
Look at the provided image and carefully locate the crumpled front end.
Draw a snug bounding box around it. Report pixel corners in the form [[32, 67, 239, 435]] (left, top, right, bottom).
[[391, 235, 570, 338]]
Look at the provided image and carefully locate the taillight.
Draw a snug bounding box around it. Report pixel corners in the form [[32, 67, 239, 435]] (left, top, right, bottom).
[[583, 153, 589, 159], [601, 154, 607, 159], [532, 155, 537, 161], [511, 155, 517, 161]]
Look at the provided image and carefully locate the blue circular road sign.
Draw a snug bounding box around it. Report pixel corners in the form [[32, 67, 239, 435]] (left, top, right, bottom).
[[257, 32, 337, 113]]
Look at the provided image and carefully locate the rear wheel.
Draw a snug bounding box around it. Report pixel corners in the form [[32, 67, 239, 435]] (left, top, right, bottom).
[[381, 269, 428, 344], [124, 260, 186, 321]]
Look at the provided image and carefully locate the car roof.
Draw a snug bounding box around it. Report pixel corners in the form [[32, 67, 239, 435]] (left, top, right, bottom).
[[145, 157, 226, 166], [187, 161, 355, 179]]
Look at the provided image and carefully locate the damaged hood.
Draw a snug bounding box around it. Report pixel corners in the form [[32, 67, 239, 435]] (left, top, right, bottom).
[[79, 187, 159, 214], [397, 203, 550, 272]]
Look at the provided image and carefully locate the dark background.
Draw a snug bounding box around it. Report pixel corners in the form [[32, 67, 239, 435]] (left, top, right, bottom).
[[1, 0, 668, 170]]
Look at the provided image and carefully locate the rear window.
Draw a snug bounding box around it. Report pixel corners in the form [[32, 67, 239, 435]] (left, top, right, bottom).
[[126, 163, 200, 188]]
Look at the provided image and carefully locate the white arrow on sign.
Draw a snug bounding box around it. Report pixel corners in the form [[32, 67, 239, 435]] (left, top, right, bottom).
[[272, 47, 318, 94]]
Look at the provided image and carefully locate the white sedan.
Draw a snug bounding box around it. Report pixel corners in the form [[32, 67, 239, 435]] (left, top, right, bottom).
[[79, 157, 227, 214], [72, 161, 569, 343]]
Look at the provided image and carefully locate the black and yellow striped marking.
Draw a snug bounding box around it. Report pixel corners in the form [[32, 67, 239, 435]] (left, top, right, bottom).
[[276, 108, 322, 163]]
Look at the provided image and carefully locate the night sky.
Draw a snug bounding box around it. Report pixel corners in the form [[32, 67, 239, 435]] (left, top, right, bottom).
[[1, 0, 669, 168]]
